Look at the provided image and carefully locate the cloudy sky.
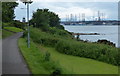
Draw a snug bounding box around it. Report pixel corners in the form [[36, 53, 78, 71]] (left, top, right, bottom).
[[15, 1, 118, 21]]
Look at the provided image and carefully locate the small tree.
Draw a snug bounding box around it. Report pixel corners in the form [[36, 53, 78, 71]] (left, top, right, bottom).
[[30, 9, 61, 30]]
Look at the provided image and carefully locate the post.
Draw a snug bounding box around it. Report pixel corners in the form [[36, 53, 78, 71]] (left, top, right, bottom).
[[27, 3, 30, 48], [22, 0, 32, 48]]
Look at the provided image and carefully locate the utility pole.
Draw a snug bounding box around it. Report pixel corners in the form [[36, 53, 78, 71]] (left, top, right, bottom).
[[22, 0, 33, 48]]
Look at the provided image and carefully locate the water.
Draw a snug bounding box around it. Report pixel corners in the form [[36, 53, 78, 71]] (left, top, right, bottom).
[[64, 25, 119, 47]]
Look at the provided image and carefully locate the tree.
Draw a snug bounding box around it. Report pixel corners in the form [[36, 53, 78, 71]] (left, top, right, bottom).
[[30, 9, 61, 30], [31, 9, 49, 31], [48, 12, 60, 27], [2, 2, 18, 22]]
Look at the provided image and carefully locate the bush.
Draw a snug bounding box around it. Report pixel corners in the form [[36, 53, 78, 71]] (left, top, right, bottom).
[[2, 21, 25, 30], [24, 27, 119, 66], [44, 52, 51, 61], [25, 27, 72, 47], [48, 27, 72, 38], [52, 68, 62, 76], [11, 20, 25, 29], [30, 29, 60, 47], [55, 39, 119, 66], [56, 25, 64, 30]]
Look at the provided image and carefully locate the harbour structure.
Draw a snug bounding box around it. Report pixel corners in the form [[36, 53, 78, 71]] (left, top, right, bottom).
[[63, 11, 118, 25]]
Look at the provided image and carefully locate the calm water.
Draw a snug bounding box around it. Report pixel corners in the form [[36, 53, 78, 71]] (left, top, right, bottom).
[[64, 25, 119, 47]]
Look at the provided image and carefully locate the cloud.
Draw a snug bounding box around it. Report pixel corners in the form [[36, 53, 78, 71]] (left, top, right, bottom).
[[35, 2, 117, 20], [32, 0, 119, 2], [15, 2, 118, 21]]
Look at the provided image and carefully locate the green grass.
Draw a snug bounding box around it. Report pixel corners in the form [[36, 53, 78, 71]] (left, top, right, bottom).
[[20, 27, 118, 74], [2, 30, 14, 39], [18, 38, 49, 74], [28, 27, 119, 66], [39, 45, 118, 74], [18, 38, 65, 74], [19, 38, 118, 74], [4, 27, 23, 32], [2, 27, 23, 39]]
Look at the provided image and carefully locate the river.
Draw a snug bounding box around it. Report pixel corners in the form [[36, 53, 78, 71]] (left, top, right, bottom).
[[64, 25, 119, 47]]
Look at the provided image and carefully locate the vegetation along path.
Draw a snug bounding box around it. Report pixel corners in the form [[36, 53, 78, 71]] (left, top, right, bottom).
[[40, 46, 118, 74], [2, 32, 30, 74]]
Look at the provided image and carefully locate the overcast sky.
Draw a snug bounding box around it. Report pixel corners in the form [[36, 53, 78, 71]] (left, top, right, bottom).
[[15, 1, 118, 21]]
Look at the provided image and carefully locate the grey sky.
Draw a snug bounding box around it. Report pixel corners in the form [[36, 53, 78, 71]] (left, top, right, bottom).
[[15, 2, 118, 21]]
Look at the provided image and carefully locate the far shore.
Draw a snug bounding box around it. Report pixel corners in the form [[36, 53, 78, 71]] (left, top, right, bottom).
[[72, 32, 103, 35]]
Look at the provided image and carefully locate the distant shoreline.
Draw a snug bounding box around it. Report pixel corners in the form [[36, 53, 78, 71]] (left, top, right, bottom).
[[72, 32, 101, 35], [62, 24, 119, 26]]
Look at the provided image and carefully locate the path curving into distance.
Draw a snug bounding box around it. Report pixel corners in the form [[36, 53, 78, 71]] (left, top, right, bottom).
[[2, 32, 30, 75]]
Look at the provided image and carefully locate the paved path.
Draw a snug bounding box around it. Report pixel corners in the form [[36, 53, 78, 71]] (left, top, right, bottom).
[[2, 32, 30, 74]]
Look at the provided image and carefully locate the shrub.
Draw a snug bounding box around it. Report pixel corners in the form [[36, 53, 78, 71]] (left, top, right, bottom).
[[24, 27, 119, 66], [48, 27, 72, 39], [2, 21, 25, 30], [44, 51, 51, 61], [55, 39, 119, 66], [56, 25, 64, 30], [11, 20, 25, 29], [27, 27, 72, 47], [52, 68, 62, 76]]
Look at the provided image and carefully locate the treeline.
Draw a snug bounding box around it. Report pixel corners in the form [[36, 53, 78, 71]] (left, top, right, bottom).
[[30, 9, 64, 31], [2, 2, 18, 22]]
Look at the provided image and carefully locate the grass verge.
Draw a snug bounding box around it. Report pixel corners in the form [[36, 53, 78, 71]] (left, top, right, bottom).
[[4, 27, 23, 33], [2, 27, 23, 39], [19, 38, 118, 74], [18, 38, 65, 74]]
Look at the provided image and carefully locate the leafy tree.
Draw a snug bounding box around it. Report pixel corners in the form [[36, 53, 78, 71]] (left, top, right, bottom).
[[48, 11, 60, 27], [2, 2, 18, 22], [30, 9, 61, 30], [31, 9, 49, 31]]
